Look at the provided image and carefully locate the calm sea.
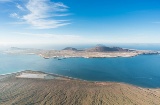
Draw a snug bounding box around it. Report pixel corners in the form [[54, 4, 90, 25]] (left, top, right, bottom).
[[0, 44, 160, 88]]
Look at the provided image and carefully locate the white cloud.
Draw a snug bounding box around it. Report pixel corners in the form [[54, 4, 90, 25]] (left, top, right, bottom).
[[5, 32, 83, 45], [10, 32, 110, 45], [14, 32, 80, 39], [16, 3, 25, 11], [10, 13, 20, 18], [10, 0, 70, 29]]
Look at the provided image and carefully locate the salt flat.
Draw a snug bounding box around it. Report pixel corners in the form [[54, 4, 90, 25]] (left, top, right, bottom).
[[16, 73, 47, 79]]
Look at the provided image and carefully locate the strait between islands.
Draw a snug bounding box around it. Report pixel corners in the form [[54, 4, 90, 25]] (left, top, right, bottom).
[[1, 45, 160, 105]]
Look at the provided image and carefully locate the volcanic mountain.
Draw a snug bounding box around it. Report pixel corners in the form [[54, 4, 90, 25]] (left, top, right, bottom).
[[63, 47, 78, 51], [86, 45, 130, 52]]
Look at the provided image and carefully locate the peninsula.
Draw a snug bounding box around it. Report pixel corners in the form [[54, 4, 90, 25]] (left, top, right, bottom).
[[5, 45, 159, 59]]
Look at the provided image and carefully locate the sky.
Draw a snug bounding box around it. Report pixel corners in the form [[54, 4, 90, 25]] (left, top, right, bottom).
[[0, 0, 160, 46]]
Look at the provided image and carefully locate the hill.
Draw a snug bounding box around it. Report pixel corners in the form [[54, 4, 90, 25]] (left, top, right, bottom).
[[63, 47, 78, 51], [0, 70, 160, 105], [86, 45, 130, 52]]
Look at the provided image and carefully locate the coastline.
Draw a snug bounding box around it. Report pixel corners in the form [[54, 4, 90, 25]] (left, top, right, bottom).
[[0, 70, 159, 89], [0, 70, 160, 105], [16, 70, 160, 89], [4, 48, 159, 59], [1, 52, 160, 88], [5, 45, 160, 59], [32, 50, 160, 59]]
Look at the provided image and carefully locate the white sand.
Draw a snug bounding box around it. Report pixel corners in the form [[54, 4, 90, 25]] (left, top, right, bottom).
[[16, 73, 47, 79]]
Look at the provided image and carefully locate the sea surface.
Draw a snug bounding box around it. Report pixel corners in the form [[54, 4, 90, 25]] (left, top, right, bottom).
[[0, 44, 160, 88]]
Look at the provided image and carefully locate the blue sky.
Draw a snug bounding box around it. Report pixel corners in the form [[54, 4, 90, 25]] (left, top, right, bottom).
[[0, 0, 160, 46]]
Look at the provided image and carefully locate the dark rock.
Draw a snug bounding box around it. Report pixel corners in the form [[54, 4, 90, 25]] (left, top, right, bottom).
[[86, 45, 129, 52], [63, 47, 77, 51]]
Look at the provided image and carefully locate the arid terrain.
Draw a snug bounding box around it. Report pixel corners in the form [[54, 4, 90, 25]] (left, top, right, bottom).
[[0, 70, 160, 105], [4, 45, 159, 59]]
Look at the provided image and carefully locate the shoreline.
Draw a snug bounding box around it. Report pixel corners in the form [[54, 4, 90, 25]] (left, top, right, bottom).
[[1, 70, 160, 105], [3, 51, 159, 59], [3, 46, 160, 59], [1, 70, 159, 89]]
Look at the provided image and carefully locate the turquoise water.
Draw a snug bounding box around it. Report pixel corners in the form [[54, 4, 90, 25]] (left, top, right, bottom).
[[0, 53, 160, 88]]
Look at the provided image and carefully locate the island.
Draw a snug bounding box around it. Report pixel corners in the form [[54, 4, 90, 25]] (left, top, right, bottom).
[[4, 45, 159, 59], [0, 70, 160, 105]]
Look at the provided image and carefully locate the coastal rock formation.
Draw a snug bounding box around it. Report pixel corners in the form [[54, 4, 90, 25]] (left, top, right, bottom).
[[0, 70, 160, 105]]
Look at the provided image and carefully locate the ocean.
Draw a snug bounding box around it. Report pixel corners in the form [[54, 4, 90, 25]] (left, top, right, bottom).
[[0, 44, 160, 88]]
